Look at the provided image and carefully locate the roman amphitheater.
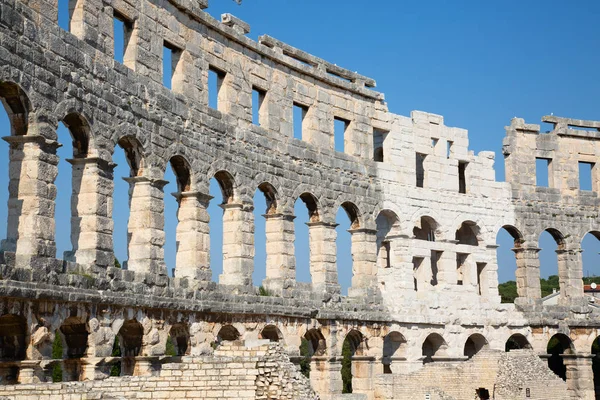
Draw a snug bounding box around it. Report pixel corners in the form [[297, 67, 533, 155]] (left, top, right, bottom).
[[0, 0, 598, 399]]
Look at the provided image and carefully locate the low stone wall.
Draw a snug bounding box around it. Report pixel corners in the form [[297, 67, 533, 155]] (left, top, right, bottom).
[[0, 343, 318, 400], [374, 349, 568, 400]]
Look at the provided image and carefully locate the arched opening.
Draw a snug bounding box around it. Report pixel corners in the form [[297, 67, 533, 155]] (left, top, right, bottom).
[[496, 225, 522, 303], [0, 314, 27, 384], [300, 328, 326, 379], [337, 202, 360, 295], [112, 136, 145, 270], [341, 329, 364, 394], [217, 325, 240, 343], [539, 228, 564, 298], [464, 333, 488, 359], [581, 231, 600, 280], [259, 325, 282, 342], [413, 216, 437, 241], [505, 333, 532, 352], [164, 155, 192, 277], [59, 316, 89, 381], [254, 182, 278, 286], [376, 210, 400, 271], [547, 333, 573, 381], [116, 319, 143, 376], [168, 323, 190, 356], [294, 193, 319, 283], [455, 221, 480, 246], [0, 82, 30, 137], [382, 331, 405, 373], [55, 114, 93, 264], [592, 336, 600, 398], [422, 333, 447, 364], [209, 170, 236, 283]]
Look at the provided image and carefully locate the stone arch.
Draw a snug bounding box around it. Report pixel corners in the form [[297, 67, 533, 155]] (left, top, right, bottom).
[[60, 113, 93, 158], [59, 316, 89, 359], [168, 323, 190, 356], [413, 215, 440, 242], [464, 333, 488, 358], [168, 155, 193, 193], [547, 333, 574, 381], [296, 192, 321, 222], [505, 333, 532, 351], [376, 210, 401, 269], [498, 224, 524, 246], [115, 319, 144, 376], [341, 329, 366, 394], [542, 228, 566, 249], [422, 333, 447, 363], [382, 331, 406, 373], [257, 182, 278, 215], [116, 135, 146, 177], [259, 324, 283, 343], [217, 325, 240, 342], [339, 201, 361, 229], [304, 328, 326, 357], [455, 221, 481, 246], [213, 170, 237, 204], [0, 81, 32, 136]]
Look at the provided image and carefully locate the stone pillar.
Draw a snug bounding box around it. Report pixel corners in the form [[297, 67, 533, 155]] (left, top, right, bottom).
[[262, 213, 296, 293], [513, 246, 542, 301], [482, 245, 501, 303], [556, 245, 584, 305], [219, 203, 254, 287], [1, 135, 59, 264], [307, 222, 340, 295], [65, 157, 114, 269], [310, 357, 342, 400], [17, 360, 43, 384], [348, 229, 378, 298], [379, 236, 415, 305], [172, 191, 212, 282], [563, 354, 595, 400], [123, 176, 168, 276], [436, 247, 457, 287], [352, 356, 375, 400]]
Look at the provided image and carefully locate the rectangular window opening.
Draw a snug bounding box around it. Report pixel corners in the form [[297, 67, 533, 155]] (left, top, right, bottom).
[[579, 161, 594, 191], [459, 161, 467, 194], [252, 87, 266, 126], [163, 42, 181, 90], [416, 153, 426, 187], [208, 67, 226, 110], [373, 128, 388, 162], [430, 251, 439, 287], [535, 158, 551, 187], [412, 257, 423, 291], [477, 263, 486, 296], [381, 241, 391, 268], [334, 117, 350, 153], [113, 12, 133, 65], [293, 103, 308, 140], [456, 254, 466, 285], [431, 137, 438, 149], [447, 140, 453, 159]]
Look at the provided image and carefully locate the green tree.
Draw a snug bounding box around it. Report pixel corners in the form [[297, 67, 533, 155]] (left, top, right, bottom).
[[498, 281, 518, 303], [341, 339, 352, 393], [114, 258, 121, 269], [110, 336, 121, 377], [299, 338, 311, 378], [51, 331, 63, 382], [165, 336, 177, 357]]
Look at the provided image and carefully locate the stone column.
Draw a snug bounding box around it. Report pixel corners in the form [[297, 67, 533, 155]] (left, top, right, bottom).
[[563, 354, 595, 400], [172, 191, 212, 282], [262, 213, 296, 293], [219, 203, 254, 287], [556, 245, 584, 305], [1, 135, 59, 264], [310, 357, 342, 400], [482, 245, 501, 303], [307, 222, 340, 295], [123, 176, 168, 276], [513, 246, 542, 301], [352, 356, 376, 400], [436, 246, 457, 287], [348, 228, 378, 298], [66, 157, 114, 269]]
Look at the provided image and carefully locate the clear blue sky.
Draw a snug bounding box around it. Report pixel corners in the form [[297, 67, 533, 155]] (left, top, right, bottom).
[[0, 0, 599, 291]]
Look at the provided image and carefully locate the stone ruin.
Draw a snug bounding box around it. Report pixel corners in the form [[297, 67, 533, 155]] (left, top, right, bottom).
[[0, 0, 598, 398]]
